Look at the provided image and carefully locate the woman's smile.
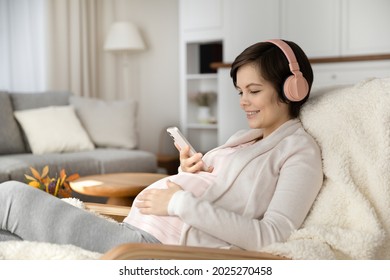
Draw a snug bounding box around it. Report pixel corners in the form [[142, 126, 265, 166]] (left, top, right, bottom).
[[245, 110, 260, 119]]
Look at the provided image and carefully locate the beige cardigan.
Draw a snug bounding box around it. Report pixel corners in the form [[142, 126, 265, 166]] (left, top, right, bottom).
[[168, 119, 323, 251]]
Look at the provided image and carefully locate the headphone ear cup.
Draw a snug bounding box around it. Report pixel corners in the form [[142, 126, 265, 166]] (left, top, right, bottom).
[[283, 73, 309, 102]]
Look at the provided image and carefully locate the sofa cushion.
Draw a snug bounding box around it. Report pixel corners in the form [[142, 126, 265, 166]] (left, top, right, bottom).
[[0, 149, 157, 182], [0, 153, 101, 183], [70, 96, 138, 149], [14, 106, 95, 155], [0, 91, 26, 154], [0, 170, 10, 182], [77, 148, 157, 174], [9, 91, 70, 110], [9, 91, 72, 152]]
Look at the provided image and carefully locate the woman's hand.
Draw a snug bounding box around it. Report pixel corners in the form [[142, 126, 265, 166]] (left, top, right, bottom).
[[135, 180, 182, 216], [177, 144, 213, 173]]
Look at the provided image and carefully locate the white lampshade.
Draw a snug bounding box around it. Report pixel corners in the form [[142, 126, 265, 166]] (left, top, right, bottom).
[[104, 21, 145, 52]]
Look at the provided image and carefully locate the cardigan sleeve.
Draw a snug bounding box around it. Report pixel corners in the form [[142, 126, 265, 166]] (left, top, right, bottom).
[[168, 135, 323, 251]]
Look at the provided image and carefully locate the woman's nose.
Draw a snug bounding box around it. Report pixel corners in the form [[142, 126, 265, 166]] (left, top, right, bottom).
[[240, 93, 250, 107]]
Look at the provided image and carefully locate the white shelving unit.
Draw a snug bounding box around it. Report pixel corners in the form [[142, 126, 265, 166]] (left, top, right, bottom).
[[181, 41, 221, 153]]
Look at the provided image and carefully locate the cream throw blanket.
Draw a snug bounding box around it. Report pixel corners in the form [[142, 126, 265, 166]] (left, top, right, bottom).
[[263, 77, 390, 259]]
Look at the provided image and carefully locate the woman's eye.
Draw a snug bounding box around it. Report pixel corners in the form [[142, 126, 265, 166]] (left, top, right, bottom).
[[237, 91, 243, 96], [250, 90, 260, 94]]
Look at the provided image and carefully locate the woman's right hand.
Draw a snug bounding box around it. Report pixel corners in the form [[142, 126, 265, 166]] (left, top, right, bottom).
[[176, 144, 212, 173]]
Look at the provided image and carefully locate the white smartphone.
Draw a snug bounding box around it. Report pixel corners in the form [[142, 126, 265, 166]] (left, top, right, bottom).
[[167, 127, 209, 171], [166, 127, 197, 156]]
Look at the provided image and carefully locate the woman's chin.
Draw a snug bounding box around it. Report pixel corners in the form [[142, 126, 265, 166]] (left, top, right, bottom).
[[247, 120, 261, 129]]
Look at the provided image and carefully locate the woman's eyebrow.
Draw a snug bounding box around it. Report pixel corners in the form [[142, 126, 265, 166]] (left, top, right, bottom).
[[237, 83, 263, 90]]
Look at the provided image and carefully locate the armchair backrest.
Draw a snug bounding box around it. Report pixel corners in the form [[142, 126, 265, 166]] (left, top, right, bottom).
[[264, 77, 390, 259]]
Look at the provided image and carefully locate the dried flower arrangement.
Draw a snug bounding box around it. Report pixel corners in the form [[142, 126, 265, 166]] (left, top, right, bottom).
[[25, 165, 79, 198]]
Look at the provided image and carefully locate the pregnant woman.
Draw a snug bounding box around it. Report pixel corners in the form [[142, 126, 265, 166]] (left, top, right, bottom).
[[0, 39, 323, 254]]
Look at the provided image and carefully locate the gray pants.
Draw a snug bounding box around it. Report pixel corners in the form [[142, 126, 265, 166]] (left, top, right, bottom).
[[0, 181, 160, 253]]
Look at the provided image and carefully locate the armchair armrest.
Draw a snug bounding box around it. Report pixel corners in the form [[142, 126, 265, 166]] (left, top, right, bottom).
[[84, 202, 130, 222], [85, 203, 288, 260], [101, 243, 288, 260]]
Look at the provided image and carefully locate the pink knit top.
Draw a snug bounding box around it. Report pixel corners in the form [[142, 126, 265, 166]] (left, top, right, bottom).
[[123, 145, 245, 244]]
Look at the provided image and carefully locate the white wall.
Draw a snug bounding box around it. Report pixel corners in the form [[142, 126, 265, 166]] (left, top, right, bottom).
[[107, 0, 180, 154]]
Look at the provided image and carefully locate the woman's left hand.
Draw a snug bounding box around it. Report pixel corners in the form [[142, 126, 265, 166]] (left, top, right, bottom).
[[135, 180, 182, 216]]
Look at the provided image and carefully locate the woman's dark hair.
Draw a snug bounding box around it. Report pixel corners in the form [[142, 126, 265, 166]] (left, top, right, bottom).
[[230, 40, 313, 118]]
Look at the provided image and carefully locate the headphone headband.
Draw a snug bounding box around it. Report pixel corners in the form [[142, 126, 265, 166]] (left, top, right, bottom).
[[266, 39, 309, 101]]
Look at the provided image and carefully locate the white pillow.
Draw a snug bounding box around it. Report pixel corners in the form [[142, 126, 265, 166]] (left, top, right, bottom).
[[14, 106, 95, 155], [70, 96, 138, 149]]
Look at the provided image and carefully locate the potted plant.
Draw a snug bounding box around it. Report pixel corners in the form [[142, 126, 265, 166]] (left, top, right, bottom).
[[190, 91, 217, 123]]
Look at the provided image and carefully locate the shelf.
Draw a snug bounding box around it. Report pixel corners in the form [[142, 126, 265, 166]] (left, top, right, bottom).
[[210, 53, 390, 70], [186, 73, 218, 80], [187, 123, 218, 129]]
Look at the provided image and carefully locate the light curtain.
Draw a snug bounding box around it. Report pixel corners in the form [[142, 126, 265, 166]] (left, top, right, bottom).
[[0, 0, 47, 92], [45, 0, 105, 98], [1, 0, 128, 99]]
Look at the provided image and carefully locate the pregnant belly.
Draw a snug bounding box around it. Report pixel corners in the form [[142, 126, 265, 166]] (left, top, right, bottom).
[[123, 172, 216, 244]]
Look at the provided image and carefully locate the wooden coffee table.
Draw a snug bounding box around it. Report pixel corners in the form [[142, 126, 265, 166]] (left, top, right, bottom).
[[70, 173, 168, 206]]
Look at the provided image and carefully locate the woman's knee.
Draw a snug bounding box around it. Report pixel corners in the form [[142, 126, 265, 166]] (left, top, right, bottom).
[[0, 180, 32, 197]]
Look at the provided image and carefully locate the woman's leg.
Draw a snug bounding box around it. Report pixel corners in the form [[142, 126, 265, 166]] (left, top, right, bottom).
[[0, 181, 159, 253], [0, 229, 22, 241]]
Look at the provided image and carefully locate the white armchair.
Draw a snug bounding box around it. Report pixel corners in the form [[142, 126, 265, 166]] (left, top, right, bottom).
[[99, 77, 390, 260]]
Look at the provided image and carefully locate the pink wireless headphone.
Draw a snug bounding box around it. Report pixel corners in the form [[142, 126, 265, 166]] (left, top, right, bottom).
[[267, 39, 309, 102]]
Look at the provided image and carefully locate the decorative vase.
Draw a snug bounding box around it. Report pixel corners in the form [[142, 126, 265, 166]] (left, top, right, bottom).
[[197, 106, 211, 124]]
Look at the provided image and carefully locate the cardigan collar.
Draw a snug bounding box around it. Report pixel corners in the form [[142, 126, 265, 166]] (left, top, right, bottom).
[[202, 119, 302, 202], [219, 118, 301, 149]]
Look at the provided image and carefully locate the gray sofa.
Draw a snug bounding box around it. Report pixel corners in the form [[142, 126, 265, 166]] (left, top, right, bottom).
[[0, 90, 157, 200]]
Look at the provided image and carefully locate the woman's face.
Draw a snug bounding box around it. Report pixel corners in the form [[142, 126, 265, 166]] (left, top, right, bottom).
[[236, 63, 291, 138]]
